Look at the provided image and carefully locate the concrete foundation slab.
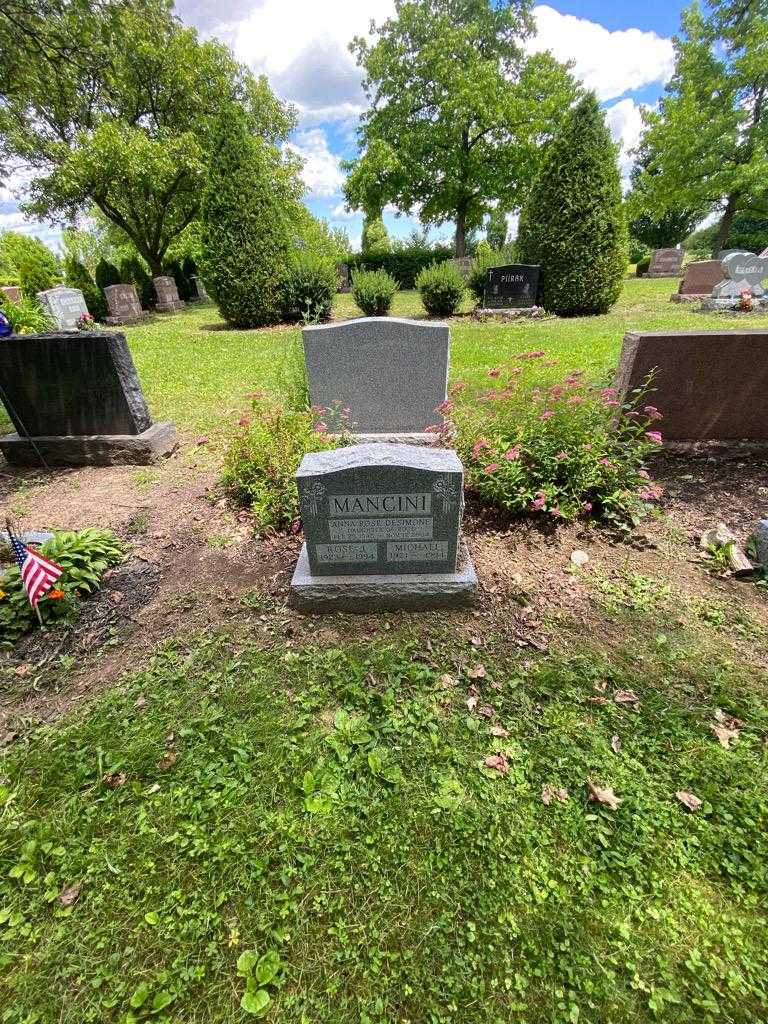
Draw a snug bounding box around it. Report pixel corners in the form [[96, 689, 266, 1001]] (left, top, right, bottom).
[[0, 421, 178, 467]]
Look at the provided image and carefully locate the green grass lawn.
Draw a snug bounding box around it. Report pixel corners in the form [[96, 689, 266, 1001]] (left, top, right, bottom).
[[122, 277, 768, 437], [2, 280, 768, 1023]]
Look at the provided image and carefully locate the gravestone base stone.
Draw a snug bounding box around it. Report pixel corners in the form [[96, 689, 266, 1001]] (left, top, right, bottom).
[[474, 306, 543, 320], [0, 421, 177, 467], [289, 443, 477, 612], [700, 295, 768, 312], [290, 537, 477, 612]]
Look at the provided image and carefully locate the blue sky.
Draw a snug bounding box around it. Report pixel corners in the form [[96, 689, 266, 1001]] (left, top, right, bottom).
[[2, 0, 692, 253]]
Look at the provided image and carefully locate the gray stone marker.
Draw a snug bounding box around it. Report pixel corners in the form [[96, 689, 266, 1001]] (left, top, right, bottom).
[[449, 257, 474, 280], [35, 286, 88, 330], [191, 275, 209, 300], [0, 331, 177, 466], [336, 262, 351, 292], [646, 248, 684, 278], [104, 283, 144, 325], [289, 443, 477, 612], [702, 251, 768, 310], [153, 275, 185, 313], [303, 317, 449, 441]]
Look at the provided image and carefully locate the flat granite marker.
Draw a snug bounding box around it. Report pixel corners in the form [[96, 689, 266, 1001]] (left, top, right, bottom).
[[303, 317, 449, 442], [646, 248, 684, 278], [0, 330, 177, 465], [35, 286, 88, 329], [615, 329, 768, 440], [290, 443, 477, 611]]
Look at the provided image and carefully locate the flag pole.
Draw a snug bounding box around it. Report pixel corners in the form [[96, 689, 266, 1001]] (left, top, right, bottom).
[[34, 604, 43, 627]]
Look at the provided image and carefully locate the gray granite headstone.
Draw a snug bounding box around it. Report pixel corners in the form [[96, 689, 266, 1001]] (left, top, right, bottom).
[[0, 331, 177, 466], [646, 248, 684, 278], [153, 275, 184, 313], [104, 283, 144, 324], [303, 318, 449, 436], [191, 275, 209, 300], [35, 286, 88, 330], [290, 443, 476, 611]]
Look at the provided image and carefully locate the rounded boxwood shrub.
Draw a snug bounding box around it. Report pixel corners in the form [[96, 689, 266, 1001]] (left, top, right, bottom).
[[517, 93, 628, 316], [19, 256, 58, 297], [64, 256, 107, 321], [635, 254, 651, 277], [200, 108, 293, 329], [416, 261, 465, 316], [119, 256, 154, 308], [284, 252, 337, 322], [467, 247, 507, 304], [351, 268, 398, 317]]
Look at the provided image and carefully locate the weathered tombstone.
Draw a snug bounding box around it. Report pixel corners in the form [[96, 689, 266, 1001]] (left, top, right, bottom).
[[670, 260, 723, 302], [482, 264, 540, 309], [0, 286, 21, 303], [153, 275, 185, 313], [449, 257, 474, 281], [104, 283, 144, 325], [289, 442, 477, 611], [303, 317, 449, 441], [35, 286, 88, 330], [701, 251, 768, 310], [191, 275, 209, 301], [646, 248, 684, 278], [615, 329, 768, 440], [0, 331, 177, 465], [336, 262, 351, 293]]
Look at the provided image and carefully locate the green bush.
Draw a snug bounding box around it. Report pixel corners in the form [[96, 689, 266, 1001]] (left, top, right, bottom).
[[0, 529, 125, 643], [348, 249, 452, 289], [0, 294, 52, 333], [165, 259, 193, 301], [200, 108, 295, 328], [446, 355, 663, 529], [628, 239, 649, 265], [64, 256, 108, 321], [284, 252, 337, 323], [351, 268, 398, 316], [517, 94, 628, 316], [635, 255, 651, 277], [415, 261, 466, 316], [119, 256, 154, 308], [361, 215, 391, 256], [19, 258, 58, 297], [94, 259, 121, 290], [222, 402, 338, 531], [1, 232, 58, 293]]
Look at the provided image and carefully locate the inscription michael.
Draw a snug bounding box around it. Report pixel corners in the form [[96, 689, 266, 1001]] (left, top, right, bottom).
[[329, 492, 432, 517]]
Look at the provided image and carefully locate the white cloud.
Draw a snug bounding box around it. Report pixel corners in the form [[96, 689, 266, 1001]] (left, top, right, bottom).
[[284, 128, 345, 197], [331, 202, 356, 220], [530, 5, 674, 102], [220, 0, 395, 123], [604, 98, 646, 184]]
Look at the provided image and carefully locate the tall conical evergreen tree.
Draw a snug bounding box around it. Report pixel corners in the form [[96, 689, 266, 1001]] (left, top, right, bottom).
[[200, 108, 296, 328], [517, 93, 627, 316]]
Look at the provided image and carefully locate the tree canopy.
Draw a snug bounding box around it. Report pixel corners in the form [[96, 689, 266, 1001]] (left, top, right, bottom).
[[0, 0, 295, 274], [630, 0, 768, 253], [344, 0, 578, 256]]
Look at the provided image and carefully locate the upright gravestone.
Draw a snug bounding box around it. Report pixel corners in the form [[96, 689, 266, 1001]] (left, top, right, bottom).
[[670, 260, 723, 303], [153, 275, 185, 313], [336, 263, 351, 293], [0, 286, 21, 303], [0, 331, 177, 465], [482, 264, 540, 310], [104, 283, 144, 325], [303, 317, 449, 441], [35, 286, 88, 330], [646, 248, 684, 278], [289, 443, 477, 611], [701, 251, 768, 310], [191, 275, 209, 301], [449, 257, 474, 281]]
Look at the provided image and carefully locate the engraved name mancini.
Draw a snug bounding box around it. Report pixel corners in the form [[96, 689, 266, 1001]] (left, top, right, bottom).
[[329, 492, 432, 517]]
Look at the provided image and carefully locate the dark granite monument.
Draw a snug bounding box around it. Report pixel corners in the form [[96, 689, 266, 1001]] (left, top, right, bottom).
[[336, 262, 351, 293], [615, 329, 768, 440], [670, 260, 723, 303], [289, 443, 476, 611], [483, 264, 540, 308], [646, 248, 684, 278], [303, 317, 449, 441], [0, 331, 177, 465], [153, 275, 185, 313], [104, 283, 144, 325], [35, 286, 88, 329]]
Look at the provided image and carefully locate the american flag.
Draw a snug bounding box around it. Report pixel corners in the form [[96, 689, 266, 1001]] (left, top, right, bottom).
[[8, 528, 63, 611]]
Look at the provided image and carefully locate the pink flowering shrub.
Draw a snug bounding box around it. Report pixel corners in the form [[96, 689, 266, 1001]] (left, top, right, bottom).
[[445, 356, 663, 528], [223, 398, 338, 531]]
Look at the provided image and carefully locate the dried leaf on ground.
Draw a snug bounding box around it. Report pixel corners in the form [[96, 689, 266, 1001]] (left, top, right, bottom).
[[468, 664, 486, 680], [711, 709, 742, 748], [109, 591, 124, 604], [570, 550, 590, 567], [479, 704, 494, 718], [586, 778, 622, 811], [102, 771, 126, 789], [484, 754, 509, 775], [58, 882, 81, 907], [470, 636, 482, 648], [490, 725, 510, 738], [611, 735, 621, 753], [438, 673, 455, 689], [541, 784, 569, 805], [465, 695, 478, 712], [157, 751, 178, 770], [587, 696, 608, 705], [14, 664, 31, 677], [614, 690, 640, 707], [134, 695, 147, 709], [676, 790, 703, 812]]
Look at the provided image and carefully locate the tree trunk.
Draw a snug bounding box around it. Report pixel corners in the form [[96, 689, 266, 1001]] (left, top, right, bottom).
[[455, 208, 467, 258], [715, 194, 738, 255]]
